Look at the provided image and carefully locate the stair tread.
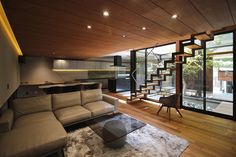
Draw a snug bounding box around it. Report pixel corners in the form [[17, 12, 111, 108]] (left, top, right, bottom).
[[174, 52, 193, 57], [153, 78, 164, 81], [140, 87, 151, 91], [130, 94, 144, 99], [159, 73, 170, 75], [195, 33, 213, 41], [175, 61, 185, 64], [185, 43, 202, 49], [135, 90, 148, 94], [161, 74, 172, 76], [152, 75, 164, 81], [141, 83, 159, 86], [135, 95, 145, 98]]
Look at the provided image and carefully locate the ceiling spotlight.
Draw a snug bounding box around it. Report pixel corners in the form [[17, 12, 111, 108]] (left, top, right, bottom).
[[122, 35, 126, 38], [171, 14, 178, 19], [87, 25, 92, 29], [103, 11, 109, 17], [142, 27, 146, 30]]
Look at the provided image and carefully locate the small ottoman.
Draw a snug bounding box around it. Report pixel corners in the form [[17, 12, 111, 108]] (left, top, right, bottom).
[[102, 120, 127, 148]]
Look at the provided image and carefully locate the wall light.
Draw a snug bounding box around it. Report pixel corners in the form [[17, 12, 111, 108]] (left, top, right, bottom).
[[0, 2, 23, 56]]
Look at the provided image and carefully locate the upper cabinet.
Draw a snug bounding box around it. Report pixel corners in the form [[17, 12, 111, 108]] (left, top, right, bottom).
[[53, 59, 127, 71]]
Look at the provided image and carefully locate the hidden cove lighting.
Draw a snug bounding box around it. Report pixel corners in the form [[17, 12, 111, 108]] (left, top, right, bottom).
[[0, 2, 23, 56], [52, 69, 128, 72]]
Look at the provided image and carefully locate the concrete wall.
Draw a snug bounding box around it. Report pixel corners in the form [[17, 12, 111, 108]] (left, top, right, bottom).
[[0, 26, 20, 108]]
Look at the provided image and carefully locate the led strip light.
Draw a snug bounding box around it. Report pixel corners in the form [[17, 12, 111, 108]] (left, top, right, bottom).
[[0, 2, 23, 56]]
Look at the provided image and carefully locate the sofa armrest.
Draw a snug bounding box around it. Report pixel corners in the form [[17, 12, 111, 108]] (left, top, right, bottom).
[[102, 94, 119, 109], [0, 109, 14, 133]]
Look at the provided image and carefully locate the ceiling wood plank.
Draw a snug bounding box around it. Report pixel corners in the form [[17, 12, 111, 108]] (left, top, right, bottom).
[[2, 0, 235, 59], [227, 0, 236, 24], [111, 0, 195, 35], [151, 0, 214, 31], [190, 0, 234, 29]]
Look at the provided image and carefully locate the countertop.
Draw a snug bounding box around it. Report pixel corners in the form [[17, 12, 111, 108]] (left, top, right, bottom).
[[38, 82, 99, 89]]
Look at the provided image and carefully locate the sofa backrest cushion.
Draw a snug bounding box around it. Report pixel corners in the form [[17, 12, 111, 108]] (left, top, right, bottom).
[[52, 91, 81, 110], [81, 88, 102, 105], [12, 95, 52, 118]]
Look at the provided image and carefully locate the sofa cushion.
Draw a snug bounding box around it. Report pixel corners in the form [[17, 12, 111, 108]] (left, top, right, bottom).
[[13, 112, 57, 129], [12, 95, 52, 118], [81, 89, 102, 105], [0, 120, 67, 157], [102, 94, 119, 107], [0, 109, 14, 133], [83, 101, 115, 117], [52, 91, 81, 110], [54, 106, 91, 126]]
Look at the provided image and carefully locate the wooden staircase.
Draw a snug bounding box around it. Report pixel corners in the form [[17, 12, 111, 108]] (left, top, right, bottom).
[[130, 31, 214, 101]]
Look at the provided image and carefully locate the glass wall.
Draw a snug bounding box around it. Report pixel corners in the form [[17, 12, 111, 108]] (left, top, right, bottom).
[[146, 43, 176, 100], [182, 50, 204, 110], [182, 32, 234, 117], [136, 50, 146, 89], [205, 33, 233, 116]]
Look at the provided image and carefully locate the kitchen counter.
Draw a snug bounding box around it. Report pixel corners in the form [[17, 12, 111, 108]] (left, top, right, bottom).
[[108, 77, 130, 93], [38, 82, 98, 89], [17, 82, 101, 98]]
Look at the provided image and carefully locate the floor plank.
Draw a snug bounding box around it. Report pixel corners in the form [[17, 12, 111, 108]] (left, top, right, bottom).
[[107, 92, 236, 157]]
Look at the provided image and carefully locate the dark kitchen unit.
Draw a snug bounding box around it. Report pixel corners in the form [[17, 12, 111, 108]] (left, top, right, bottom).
[[108, 74, 130, 93]]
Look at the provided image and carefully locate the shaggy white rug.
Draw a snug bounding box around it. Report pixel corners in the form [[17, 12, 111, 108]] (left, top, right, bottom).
[[64, 124, 189, 157]]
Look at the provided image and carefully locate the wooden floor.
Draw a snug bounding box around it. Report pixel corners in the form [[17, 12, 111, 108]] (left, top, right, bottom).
[[107, 92, 236, 157]]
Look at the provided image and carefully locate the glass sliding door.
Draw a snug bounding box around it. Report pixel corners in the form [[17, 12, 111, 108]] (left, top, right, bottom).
[[205, 33, 234, 116], [182, 32, 235, 118]]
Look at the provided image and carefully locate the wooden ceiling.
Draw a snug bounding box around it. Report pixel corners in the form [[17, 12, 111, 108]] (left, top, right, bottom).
[[2, 0, 236, 59]]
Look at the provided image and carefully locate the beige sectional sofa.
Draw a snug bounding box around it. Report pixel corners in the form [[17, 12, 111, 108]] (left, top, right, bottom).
[[0, 88, 118, 157]]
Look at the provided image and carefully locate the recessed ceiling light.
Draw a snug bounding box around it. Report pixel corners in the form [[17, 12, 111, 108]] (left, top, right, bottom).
[[171, 14, 178, 19], [87, 25, 92, 29], [142, 27, 146, 30], [122, 35, 126, 38], [103, 11, 109, 17]]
